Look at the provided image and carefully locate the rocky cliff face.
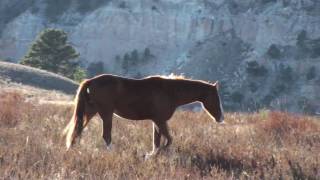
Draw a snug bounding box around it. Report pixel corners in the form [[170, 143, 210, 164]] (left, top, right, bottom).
[[0, 0, 319, 113]]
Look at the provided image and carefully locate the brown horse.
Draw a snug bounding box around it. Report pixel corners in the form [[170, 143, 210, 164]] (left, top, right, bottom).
[[63, 74, 224, 156]]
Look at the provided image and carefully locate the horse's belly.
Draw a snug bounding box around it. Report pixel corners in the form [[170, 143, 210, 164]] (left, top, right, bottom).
[[114, 105, 153, 120]]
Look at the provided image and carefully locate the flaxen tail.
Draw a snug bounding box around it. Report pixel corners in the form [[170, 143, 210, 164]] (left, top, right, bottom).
[[62, 80, 90, 149]]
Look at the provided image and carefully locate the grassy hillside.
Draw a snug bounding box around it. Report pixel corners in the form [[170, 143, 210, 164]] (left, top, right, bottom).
[[0, 61, 78, 94], [0, 88, 319, 179]]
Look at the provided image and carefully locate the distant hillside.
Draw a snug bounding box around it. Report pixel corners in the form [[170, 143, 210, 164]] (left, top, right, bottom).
[[0, 0, 319, 114], [0, 61, 78, 94]]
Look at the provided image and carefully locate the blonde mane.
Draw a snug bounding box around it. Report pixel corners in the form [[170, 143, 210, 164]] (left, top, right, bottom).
[[149, 73, 185, 80]]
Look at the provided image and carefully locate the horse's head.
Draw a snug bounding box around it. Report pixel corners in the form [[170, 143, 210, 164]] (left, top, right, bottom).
[[212, 81, 224, 123], [206, 81, 224, 123]]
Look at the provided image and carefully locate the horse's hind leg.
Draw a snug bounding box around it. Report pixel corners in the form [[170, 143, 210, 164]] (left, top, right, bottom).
[[83, 106, 97, 127], [98, 111, 113, 149]]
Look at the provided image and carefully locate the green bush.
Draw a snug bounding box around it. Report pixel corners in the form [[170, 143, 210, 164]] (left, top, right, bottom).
[[73, 67, 87, 82]]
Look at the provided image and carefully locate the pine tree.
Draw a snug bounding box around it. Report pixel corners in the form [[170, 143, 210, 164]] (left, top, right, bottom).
[[143, 48, 151, 59], [130, 49, 139, 65], [122, 53, 130, 73], [87, 61, 104, 77], [20, 29, 80, 79], [142, 47, 153, 63]]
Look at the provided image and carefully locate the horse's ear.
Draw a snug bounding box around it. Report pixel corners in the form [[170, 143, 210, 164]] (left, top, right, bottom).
[[214, 81, 219, 90]]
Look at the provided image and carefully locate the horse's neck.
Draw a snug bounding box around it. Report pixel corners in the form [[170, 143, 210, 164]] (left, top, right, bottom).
[[171, 81, 210, 106]]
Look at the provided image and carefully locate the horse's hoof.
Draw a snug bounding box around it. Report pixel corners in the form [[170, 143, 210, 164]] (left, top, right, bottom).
[[144, 153, 153, 160], [104, 144, 112, 151], [144, 151, 157, 160]]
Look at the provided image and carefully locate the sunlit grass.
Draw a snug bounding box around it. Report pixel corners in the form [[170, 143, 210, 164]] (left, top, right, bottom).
[[0, 90, 319, 179]]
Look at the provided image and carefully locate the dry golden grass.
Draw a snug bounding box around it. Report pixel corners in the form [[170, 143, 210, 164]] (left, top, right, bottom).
[[0, 90, 319, 179]]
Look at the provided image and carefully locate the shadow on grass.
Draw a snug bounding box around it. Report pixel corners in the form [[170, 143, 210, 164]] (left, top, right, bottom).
[[173, 149, 264, 178]]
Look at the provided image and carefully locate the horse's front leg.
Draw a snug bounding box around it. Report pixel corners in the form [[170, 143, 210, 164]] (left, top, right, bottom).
[[145, 120, 172, 159], [146, 122, 161, 157], [99, 111, 113, 149]]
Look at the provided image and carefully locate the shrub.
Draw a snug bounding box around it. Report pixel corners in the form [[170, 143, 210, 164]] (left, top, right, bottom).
[[120, 48, 155, 74], [310, 38, 320, 58], [246, 61, 268, 77], [230, 91, 244, 103], [261, 94, 275, 106], [119, 1, 127, 8], [258, 111, 318, 140], [72, 67, 87, 82], [249, 82, 258, 93], [151, 6, 157, 11], [267, 44, 281, 59], [278, 64, 293, 82], [306, 66, 316, 80], [297, 30, 307, 47], [298, 98, 317, 114], [0, 91, 27, 127], [87, 61, 105, 77]]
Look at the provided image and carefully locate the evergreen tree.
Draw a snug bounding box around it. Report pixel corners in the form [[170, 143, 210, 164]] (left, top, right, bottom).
[[143, 48, 151, 59], [115, 55, 121, 62], [306, 66, 316, 80], [142, 47, 152, 62], [122, 53, 130, 73], [130, 49, 139, 65], [20, 29, 80, 79], [267, 44, 281, 59], [87, 61, 104, 77]]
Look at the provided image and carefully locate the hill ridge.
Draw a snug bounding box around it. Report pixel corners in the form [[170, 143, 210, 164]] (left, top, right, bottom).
[[0, 61, 78, 94]]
